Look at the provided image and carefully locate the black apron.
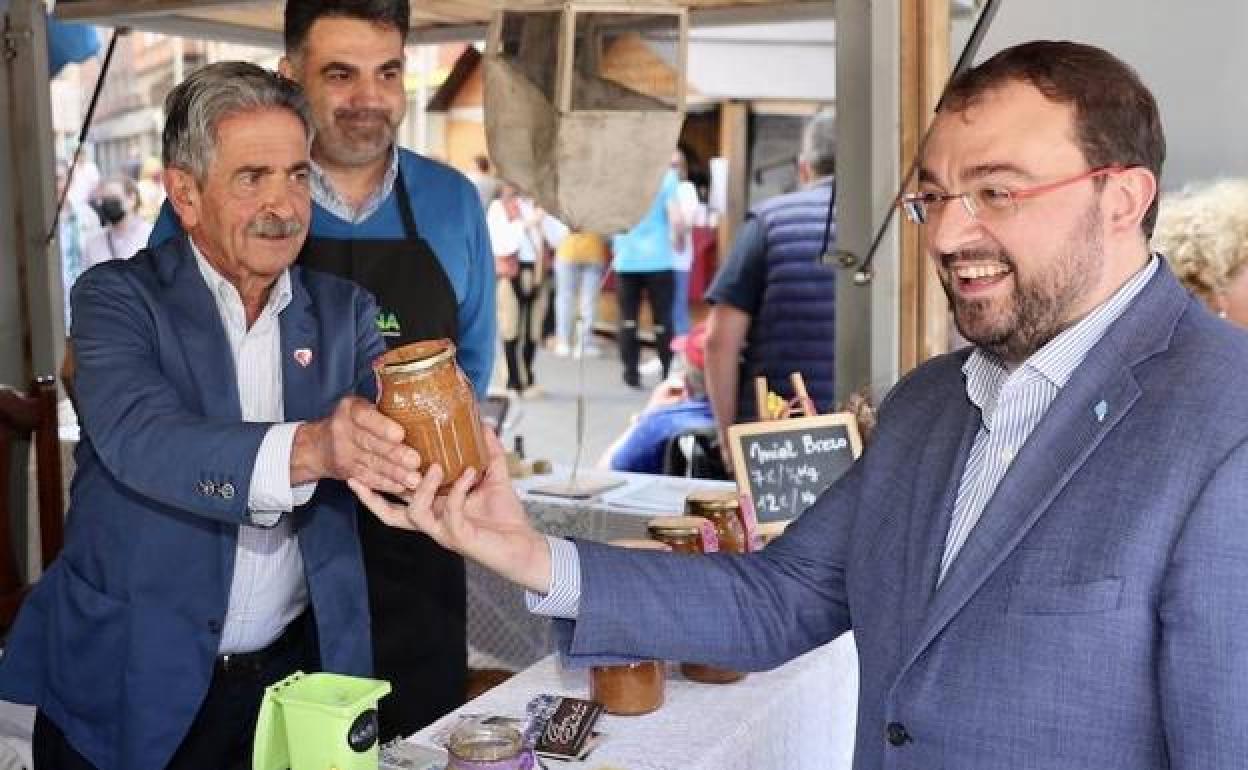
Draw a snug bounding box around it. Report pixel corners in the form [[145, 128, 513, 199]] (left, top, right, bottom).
[[299, 168, 465, 741]]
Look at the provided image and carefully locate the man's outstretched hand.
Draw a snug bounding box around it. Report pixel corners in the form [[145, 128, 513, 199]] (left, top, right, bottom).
[[348, 429, 553, 595]]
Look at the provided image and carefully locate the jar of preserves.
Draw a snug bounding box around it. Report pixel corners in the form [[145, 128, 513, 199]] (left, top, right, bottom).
[[685, 489, 749, 554], [589, 538, 671, 715], [375, 339, 486, 493], [445, 722, 534, 770], [646, 516, 719, 554], [644, 518, 745, 684]]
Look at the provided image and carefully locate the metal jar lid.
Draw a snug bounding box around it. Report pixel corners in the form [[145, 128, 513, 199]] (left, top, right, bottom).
[[379, 341, 456, 375], [646, 515, 707, 537], [608, 538, 673, 551], [684, 489, 740, 514], [448, 722, 524, 761]]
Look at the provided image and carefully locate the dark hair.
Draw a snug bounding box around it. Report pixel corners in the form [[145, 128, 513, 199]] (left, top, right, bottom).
[[284, 0, 410, 55], [941, 41, 1165, 237], [474, 155, 490, 173]]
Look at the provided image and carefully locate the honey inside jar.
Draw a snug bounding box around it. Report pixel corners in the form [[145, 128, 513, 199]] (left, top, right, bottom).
[[685, 489, 749, 554], [646, 516, 717, 554], [374, 339, 486, 493]]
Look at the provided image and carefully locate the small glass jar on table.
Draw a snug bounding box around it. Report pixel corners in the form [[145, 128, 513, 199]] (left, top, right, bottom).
[[684, 489, 750, 554], [589, 538, 671, 716], [645, 516, 746, 685], [445, 722, 534, 770], [646, 516, 719, 554]]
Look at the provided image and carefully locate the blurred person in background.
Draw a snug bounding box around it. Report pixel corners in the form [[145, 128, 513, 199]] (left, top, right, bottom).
[[599, 321, 718, 475], [82, 177, 152, 269], [704, 108, 837, 460], [552, 228, 607, 358], [669, 148, 699, 337], [137, 156, 166, 223], [1151, 178, 1248, 327], [613, 157, 681, 388], [488, 182, 553, 397]]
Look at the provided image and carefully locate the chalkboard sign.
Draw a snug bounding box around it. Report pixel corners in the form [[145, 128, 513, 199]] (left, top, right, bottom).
[[727, 413, 862, 522]]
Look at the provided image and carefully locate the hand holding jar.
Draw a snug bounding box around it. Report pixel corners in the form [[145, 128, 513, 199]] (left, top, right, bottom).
[[348, 428, 555, 597]]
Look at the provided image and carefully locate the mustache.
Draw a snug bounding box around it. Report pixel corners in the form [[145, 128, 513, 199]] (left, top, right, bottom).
[[247, 214, 304, 238], [334, 107, 394, 125]]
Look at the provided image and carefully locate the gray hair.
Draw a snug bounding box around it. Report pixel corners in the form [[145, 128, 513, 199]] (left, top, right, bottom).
[[162, 61, 313, 181], [800, 107, 836, 178]]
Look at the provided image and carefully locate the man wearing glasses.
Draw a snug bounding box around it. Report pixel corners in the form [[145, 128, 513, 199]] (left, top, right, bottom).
[[356, 40, 1248, 768]]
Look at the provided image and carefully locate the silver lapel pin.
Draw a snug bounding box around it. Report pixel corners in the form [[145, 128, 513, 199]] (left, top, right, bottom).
[[1094, 399, 1108, 423]]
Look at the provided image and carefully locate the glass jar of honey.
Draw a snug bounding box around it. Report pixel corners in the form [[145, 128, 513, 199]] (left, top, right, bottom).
[[644, 517, 745, 685], [685, 489, 749, 554], [646, 516, 719, 554], [374, 339, 486, 493], [589, 538, 671, 715]]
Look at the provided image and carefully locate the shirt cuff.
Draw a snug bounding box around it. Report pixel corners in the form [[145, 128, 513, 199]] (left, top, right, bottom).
[[248, 423, 318, 523], [524, 536, 582, 619]]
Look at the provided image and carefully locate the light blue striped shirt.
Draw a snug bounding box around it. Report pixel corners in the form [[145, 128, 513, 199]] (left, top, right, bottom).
[[938, 256, 1158, 583], [531, 256, 1160, 617], [192, 241, 315, 654], [310, 146, 400, 224]]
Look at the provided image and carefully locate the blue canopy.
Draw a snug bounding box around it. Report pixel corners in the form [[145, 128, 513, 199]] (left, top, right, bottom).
[[46, 13, 99, 77]]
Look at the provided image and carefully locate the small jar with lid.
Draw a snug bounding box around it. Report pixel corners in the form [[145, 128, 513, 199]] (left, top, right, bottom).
[[685, 489, 750, 554], [375, 339, 486, 493], [445, 722, 534, 770], [645, 518, 746, 685], [589, 539, 671, 715], [646, 516, 719, 554]]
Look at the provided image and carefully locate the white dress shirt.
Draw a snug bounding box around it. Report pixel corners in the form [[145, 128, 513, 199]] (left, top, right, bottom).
[[191, 240, 317, 654]]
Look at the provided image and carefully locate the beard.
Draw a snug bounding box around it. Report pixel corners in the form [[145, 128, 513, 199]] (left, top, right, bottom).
[[317, 107, 399, 167], [942, 201, 1105, 363]]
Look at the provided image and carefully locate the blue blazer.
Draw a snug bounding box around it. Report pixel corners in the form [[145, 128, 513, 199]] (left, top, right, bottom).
[[0, 236, 384, 769], [565, 262, 1248, 768]]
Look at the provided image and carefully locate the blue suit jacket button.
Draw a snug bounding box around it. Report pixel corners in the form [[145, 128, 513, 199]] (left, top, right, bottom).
[[199, 480, 216, 497], [207, 619, 222, 633], [886, 722, 911, 746], [220, 482, 235, 500]]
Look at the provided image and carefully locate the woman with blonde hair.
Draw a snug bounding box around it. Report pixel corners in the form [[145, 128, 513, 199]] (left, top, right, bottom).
[[1152, 178, 1248, 326]]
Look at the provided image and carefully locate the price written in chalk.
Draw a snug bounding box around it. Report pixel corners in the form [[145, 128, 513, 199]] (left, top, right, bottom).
[[728, 414, 862, 522]]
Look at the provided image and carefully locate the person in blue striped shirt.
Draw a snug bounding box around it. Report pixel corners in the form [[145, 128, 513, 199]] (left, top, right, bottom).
[[357, 41, 1248, 769]]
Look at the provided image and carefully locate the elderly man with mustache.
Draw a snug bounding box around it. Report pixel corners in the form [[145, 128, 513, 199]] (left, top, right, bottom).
[[0, 61, 422, 770], [151, 1, 496, 738]]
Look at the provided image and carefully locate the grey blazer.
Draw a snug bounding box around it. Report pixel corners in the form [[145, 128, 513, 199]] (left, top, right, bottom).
[[565, 262, 1248, 769]]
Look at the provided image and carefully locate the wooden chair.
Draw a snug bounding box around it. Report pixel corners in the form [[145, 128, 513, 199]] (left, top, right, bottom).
[[0, 377, 65, 631]]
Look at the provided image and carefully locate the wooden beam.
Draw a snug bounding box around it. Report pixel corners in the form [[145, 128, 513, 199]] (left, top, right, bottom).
[[897, 0, 950, 375], [54, 0, 261, 22], [718, 100, 749, 261]]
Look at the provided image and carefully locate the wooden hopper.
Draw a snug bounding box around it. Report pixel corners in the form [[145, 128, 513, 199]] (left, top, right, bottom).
[[484, 3, 688, 233]]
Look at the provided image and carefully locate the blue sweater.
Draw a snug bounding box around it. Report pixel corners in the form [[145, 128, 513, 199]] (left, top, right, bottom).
[[151, 149, 496, 397]]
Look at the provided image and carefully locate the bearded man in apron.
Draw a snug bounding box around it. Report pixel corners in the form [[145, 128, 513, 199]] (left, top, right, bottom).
[[151, 0, 495, 741]]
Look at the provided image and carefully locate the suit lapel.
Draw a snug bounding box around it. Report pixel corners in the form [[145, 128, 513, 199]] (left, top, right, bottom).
[[901, 364, 1141, 672], [898, 393, 980, 653], [897, 261, 1189, 675], [279, 267, 321, 425], [162, 236, 241, 421]]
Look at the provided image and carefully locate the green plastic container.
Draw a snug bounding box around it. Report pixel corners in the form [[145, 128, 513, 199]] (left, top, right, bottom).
[[253, 671, 392, 770]]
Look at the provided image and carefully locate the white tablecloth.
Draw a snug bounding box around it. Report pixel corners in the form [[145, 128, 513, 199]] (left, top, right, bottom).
[[468, 471, 736, 670], [409, 633, 859, 770]]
